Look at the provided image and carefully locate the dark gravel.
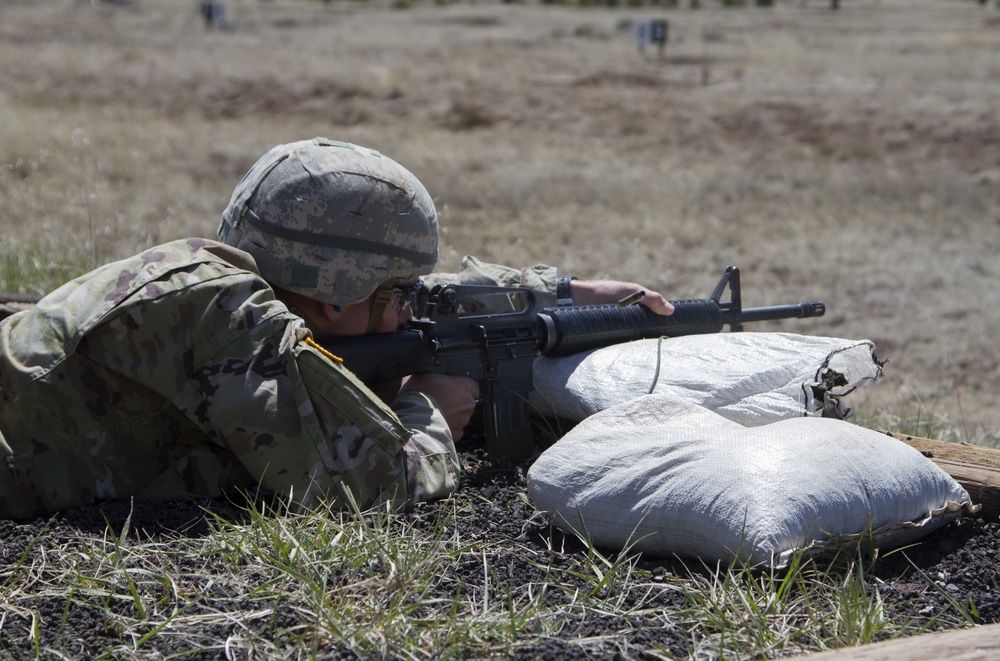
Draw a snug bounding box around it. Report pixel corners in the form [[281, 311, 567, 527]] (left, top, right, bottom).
[[1, 435, 998, 660]]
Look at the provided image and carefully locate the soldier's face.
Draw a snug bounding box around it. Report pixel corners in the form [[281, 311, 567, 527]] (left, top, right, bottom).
[[323, 277, 419, 336], [366, 284, 416, 333]]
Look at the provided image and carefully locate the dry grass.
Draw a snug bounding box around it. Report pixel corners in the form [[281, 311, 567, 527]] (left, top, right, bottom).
[[1, 495, 977, 659], [1, 0, 999, 442]]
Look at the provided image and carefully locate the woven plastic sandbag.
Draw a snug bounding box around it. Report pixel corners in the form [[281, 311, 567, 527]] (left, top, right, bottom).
[[529, 333, 882, 425], [527, 395, 976, 568]]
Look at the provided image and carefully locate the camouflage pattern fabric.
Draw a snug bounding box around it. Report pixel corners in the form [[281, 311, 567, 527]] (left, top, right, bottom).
[[424, 255, 561, 312], [218, 138, 440, 308], [0, 238, 459, 520]]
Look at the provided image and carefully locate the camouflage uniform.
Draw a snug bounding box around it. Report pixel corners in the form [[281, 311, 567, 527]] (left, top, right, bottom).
[[425, 255, 561, 310], [0, 238, 463, 520], [0, 138, 567, 520]]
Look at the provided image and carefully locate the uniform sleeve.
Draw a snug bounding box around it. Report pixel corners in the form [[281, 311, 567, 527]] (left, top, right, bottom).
[[425, 256, 561, 308], [290, 341, 460, 508], [202, 319, 460, 511], [389, 391, 461, 503]]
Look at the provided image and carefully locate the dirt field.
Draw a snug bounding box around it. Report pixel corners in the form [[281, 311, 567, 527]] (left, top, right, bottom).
[[1, 0, 999, 444]]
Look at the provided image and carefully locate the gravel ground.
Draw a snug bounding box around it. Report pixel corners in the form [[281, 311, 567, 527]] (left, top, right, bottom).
[[1, 434, 998, 660]]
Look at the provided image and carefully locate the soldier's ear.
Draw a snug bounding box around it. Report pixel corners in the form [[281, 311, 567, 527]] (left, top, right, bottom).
[[319, 302, 341, 323]]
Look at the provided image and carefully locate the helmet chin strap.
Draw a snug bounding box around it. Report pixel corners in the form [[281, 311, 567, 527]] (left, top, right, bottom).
[[366, 281, 395, 333]]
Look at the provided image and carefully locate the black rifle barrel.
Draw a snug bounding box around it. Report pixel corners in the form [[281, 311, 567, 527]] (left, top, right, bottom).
[[538, 299, 825, 358], [737, 301, 826, 323]]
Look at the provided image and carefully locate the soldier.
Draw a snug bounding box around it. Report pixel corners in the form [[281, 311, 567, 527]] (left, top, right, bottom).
[[0, 138, 671, 520]]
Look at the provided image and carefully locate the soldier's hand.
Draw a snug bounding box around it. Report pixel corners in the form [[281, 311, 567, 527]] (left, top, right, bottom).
[[568, 279, 674, 316], [399, 374, 480, 441]]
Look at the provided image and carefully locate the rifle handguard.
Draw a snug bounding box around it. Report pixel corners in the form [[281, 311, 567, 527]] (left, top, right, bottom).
[[539, 300, 724, 357]]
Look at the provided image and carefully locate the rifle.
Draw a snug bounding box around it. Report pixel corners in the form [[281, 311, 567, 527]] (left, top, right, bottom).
[[328, 266, 825, 463]]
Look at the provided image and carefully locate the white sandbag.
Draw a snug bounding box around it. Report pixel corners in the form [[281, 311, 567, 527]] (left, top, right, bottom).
[[529, 333, 882, 426], [527, 395, 976, 568]]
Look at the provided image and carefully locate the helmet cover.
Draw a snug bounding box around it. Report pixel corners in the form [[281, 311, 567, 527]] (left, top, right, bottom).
[[218, 138, 438, 305]]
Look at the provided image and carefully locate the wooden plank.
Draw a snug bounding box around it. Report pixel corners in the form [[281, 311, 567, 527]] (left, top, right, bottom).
[[0, 292, 40, 321], [881, 431, 1000, 520], [791, 623, 1000, 661], [788, 436, 1000, 660]]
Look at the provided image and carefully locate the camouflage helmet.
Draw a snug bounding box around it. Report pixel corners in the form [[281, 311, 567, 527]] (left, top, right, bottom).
[[218, 138, 438, 306]]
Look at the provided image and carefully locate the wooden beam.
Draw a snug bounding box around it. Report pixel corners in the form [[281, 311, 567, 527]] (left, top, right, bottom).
[[882, 431, 1000, 520], [0, 292, 40, 321], [789, 623, 1000, 660], [788, 437, 1000, 659]]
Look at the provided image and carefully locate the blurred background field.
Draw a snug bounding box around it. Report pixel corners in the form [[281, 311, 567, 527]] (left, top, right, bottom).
[[1, 0, 998, 444]]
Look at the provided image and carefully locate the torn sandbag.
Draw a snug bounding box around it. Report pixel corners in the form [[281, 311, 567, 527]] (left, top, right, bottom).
[[529, 332, 883, 426]]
